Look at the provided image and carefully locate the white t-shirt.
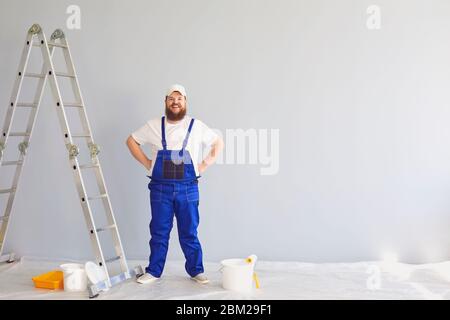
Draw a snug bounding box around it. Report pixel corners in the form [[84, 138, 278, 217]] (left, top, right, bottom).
[[131, 115, 218, 176]]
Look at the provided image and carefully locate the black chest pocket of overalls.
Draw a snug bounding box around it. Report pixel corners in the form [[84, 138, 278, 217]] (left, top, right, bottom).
[[163, 159, 185, 179]]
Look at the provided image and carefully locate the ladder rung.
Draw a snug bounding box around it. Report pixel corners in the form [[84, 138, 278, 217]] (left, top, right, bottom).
[[16, 102, 38, 108], [32, 41, 42, 47], [105, 256, 121, 264], [62, 103, 84, 108], [96, 224, 116, 233], [0, 188, 15, 194], [9, 132, 30, 137], [88, 193, 108, 200], [0, 216, 8, 222], [79, 163, 99, 169], [72, 133, 91, 138], [48, 42, 68, 48], [55, 72, 75, 78], [1, 160, 23, 166], [24, 73, 45, 78]]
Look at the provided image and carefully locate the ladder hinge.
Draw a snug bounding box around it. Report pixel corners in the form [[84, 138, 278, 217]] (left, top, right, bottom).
[[88, 143, 100, 159], [28, 24, 42, 35], [67, 143, 79, 159], [18, 141, 29, 156], [51, 29, 65, 41]]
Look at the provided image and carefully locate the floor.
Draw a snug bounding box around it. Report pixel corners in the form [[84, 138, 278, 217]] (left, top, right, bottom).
[[1, 256, 450, 299]]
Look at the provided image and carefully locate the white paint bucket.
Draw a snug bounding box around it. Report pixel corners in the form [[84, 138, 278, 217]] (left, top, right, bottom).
[[220, 255, 259, 293], [60, 263, 88, 292]]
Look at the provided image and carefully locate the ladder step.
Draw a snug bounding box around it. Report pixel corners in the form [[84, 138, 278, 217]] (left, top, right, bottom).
[[79, 163, 99, 169], [96, 224, 116, 233], [55, 72, 75, 78], [62, 103, 84, 108], [88, 193, 108, 200], [72, 133, 91, 138], [1, 160, 23, 166], [0, 216, 8, 222], [9, 132, 30, 137], [32, 41, 42, 47], [48, 42, 68, 48], [105, 256, 121, 264], [0, 188, 15, 194], [24, 73, 45, 78], [16, 102, 38, 108]]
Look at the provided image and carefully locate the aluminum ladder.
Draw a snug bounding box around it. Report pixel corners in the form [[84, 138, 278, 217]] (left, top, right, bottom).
[[0, 24, 143, 298]]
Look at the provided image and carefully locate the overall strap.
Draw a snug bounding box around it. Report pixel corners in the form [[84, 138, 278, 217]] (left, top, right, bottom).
[[161, 116, 167, 150], [182, 118, 195, 150]]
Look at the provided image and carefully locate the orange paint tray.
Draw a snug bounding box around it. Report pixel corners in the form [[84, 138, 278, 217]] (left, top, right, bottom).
[[32, 270, 64, 290]]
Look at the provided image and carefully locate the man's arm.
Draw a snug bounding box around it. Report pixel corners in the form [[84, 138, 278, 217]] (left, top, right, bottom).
[[126, 135, 152, 171], [198, 137, 224, 174]]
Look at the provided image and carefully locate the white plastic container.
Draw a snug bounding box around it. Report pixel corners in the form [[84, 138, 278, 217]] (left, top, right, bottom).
[[60, 263, 88, 292], [220, 254, 258, 293]]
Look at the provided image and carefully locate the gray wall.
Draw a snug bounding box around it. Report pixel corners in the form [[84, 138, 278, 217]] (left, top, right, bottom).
[[1, 0, 450, 264]]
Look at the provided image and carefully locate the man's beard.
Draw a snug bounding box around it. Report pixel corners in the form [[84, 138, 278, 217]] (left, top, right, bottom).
[[165, 105, 186, 121]]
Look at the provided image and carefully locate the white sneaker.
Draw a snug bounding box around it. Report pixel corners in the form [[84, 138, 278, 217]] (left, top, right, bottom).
[[191, 273, 209, 284], [136, 273, 158, 284]]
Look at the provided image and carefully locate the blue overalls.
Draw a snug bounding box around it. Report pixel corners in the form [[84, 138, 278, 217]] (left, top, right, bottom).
[[146, 116, 204, 278]]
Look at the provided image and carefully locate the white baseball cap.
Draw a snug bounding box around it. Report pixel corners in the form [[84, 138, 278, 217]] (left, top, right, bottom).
[[166, 84, 187, 97]]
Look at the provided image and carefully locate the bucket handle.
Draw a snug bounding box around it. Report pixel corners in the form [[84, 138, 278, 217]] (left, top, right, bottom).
[[253, 272, 260, 289], [61, 266, 83, 277], [62, 268, 76, 277]]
